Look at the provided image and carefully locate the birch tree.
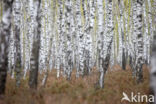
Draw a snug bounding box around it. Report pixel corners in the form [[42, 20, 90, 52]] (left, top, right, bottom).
[[0, 0, 14, 94], [64, 0, 73, 80], [96, 0, 104, 88], [133, 0, 144, 83], [83, 0, 93, 76], [74, 0, 82, 78], [29, 0, 41, 89], [13, 0, 22, 87], [96, 0, 114, 88], [42, 0, 55, 86]]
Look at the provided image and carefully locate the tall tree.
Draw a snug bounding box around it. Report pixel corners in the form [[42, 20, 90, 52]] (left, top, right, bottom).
[[133, 0, 144, 83], [13, 0, 22, 87], [29, 0, 41, 89], [83, 0, 93, 76], [96, 0, 104, 88], [96, 0, 114, 88], [41, 0, 54, 87], [0, 0, 14, 94], [64, 0, 73, 80]]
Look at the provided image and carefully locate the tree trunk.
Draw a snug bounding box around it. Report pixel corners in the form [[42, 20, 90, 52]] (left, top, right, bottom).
[[96, 0, 114, 89], [133, 0, 144, 83], [122, 48, 126, 70], [13, 0, 22, 87], [75, 0, 81, 78], [29, 0, 41, 89], [65, 0, 73, 80], [96, 0, 104, 88], [121, 31, 126, 70], [0, 0, 14, 94]]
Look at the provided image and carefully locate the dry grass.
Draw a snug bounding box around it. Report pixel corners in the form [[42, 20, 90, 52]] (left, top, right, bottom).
[[1, 65, 151, 104]]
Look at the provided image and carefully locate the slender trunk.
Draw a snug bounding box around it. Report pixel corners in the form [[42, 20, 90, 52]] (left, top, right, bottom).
[[83, 0, 93, 76], [133, 0, 144, 83], [96, 0, 104, 88], [96, 0, 114, 88], [13, 0, 22, 87], [41, 0, 54, 87], [29, 0, 41, 89], [65, 0, 73, 80], [0, 0, 14, 94], [78, 0, 85, 76], [97, 37, 113, 89], [122, 31, 126, 70], [75, 0, 81, 78]]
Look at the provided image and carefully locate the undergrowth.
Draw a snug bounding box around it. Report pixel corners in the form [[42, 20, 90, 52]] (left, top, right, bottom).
[[2, 65, 150, 104]]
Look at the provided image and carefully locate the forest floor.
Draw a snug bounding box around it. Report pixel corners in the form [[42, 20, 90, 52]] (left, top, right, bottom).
[[0, 65, 151, 104]]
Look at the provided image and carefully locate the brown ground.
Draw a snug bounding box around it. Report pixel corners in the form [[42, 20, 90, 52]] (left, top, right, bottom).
[[0, 65, 151, 104]]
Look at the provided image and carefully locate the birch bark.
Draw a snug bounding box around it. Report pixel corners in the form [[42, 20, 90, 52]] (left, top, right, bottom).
[[29, 0, 41, 89], [133, 0, 144, 83], [13, 0, 22, 87], [0, 0, 14, 94]]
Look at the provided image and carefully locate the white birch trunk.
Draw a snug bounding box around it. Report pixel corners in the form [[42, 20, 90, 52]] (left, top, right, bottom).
[[133, 0, 144, 83]]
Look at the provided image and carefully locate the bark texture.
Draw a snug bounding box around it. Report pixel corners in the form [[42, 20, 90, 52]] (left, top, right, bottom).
[[29, 0, 41, 89], [0, 0, 14, 94], [133, 0, 144, 83]]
